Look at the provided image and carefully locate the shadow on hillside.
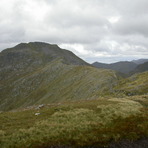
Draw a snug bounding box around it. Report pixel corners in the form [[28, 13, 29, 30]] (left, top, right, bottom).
[[44, 137, 148, 148]]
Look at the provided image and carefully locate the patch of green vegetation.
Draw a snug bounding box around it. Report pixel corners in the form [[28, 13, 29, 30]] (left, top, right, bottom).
[[0, 59, 119, 111], [114, 71, 148, 96], [0, 95, 147, 148], [1, 42, 148, 112]]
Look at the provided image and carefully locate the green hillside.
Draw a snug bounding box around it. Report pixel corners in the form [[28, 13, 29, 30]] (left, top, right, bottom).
[[0, 42, 119, 111], [0, 95, 147, 148], [0, 59, 118, 111], [114, 72, 148, 96], [0, 42, 148, 111], [0, 42, 148, 147], [0, 42, 88, 82]]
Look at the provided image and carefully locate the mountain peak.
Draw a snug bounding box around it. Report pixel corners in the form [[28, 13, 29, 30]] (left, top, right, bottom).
[[14, 42, 59, 49], [1, 42, 88, 66]]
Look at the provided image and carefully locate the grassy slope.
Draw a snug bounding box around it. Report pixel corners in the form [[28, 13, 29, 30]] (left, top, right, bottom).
[[1, 42, 148, 112], [1, 61, 148, 111], [0, 95, 148, 148], [0, 42, 120, 111], [114, 71, 148, 96], [0, 60, 119, 111]]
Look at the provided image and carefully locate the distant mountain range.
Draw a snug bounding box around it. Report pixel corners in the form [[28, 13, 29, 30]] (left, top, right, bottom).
[[92, 61, 137, 74], [0, 42, 147, 111], [132, 59, 148, 64], [131, 61, 148, 74], [92, 59, 148, 74]]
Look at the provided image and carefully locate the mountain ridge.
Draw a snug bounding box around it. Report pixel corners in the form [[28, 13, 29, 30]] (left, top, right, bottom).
[[0, 42, 147, 111], [0, 42, 119, 111], [0, 42, 147, 148]]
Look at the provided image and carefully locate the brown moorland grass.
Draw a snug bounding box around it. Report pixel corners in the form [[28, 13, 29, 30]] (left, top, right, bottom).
[[0, 95, 148, 148]]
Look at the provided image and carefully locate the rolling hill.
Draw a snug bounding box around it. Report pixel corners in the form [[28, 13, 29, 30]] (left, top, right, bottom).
[[130, 62, 148, 74], [0, 42, 148, 147], [0, 42, 147, 111], [0, 42, 119, 111], [0, 95, 147, 148], [114, 71, 148, 96]]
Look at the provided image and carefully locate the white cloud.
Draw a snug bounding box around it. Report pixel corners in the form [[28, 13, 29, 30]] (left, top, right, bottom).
[[0, 0, 148, 63], [108, 16, 120, 24]]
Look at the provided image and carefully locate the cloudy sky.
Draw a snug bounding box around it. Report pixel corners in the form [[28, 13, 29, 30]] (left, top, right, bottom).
[[0, 0, 148, 63]]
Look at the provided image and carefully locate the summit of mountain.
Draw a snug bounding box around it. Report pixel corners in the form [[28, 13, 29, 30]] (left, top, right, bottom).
[[0, 42, 88, 67], [0, 42, 89, 82]]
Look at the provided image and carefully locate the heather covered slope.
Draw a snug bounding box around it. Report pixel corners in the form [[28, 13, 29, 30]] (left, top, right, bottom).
[[0, 95, 147, 148], [0, 42, 119, 111], [114, 71, 148, 96], [0, 42, 147, 111], [0, 42, 148, 147], [0, 60, 119, 111]]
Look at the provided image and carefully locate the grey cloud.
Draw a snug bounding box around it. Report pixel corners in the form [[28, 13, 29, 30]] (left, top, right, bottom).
[[45, 1, 110, 28], [0, 0, 148, 63], [113, 15, 148, 37], [114, 0, 148, 16], [110, 0, 148, 37]]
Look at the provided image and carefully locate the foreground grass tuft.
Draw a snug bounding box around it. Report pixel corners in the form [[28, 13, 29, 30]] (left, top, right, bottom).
[[0, 95, 148, 148]]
